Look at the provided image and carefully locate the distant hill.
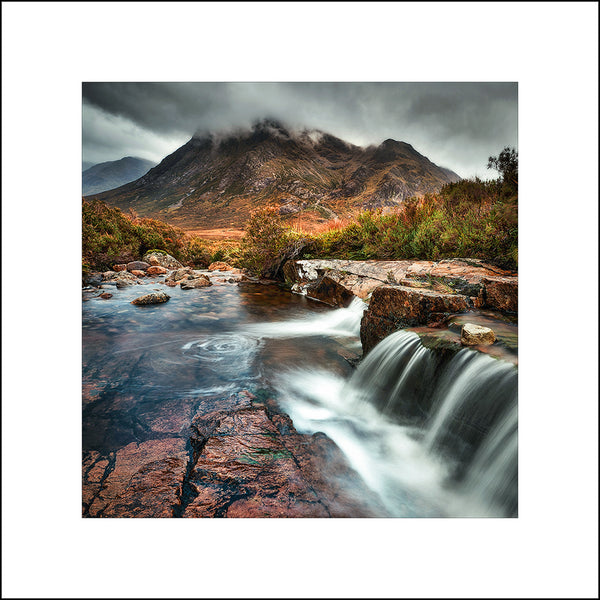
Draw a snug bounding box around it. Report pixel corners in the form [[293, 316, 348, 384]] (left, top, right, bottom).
[[82, 156, 156, 196], [86, 120, 460, 229], [82, 161, 95, 172]]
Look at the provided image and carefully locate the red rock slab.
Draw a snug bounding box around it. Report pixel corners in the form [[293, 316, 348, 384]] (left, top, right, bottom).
[[87, 438, 188, 518]]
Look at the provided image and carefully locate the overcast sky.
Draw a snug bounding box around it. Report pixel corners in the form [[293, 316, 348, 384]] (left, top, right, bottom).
[[82, 82, 517, 179]]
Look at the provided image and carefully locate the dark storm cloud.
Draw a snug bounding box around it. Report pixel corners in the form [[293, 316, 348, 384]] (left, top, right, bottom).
[[82, 82, 517, 177]]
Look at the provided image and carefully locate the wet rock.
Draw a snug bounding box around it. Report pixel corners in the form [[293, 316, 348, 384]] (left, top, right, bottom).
[[126, 261, 151, 272], [102, 270, 139, 287], [360, 285, 469, 354], [130, 269, 146, 278], [87, 438, 188, 518], [143, 251, 183, 270], [99, 292, 113, 299], [180, 276, 212, 289], [165, 280, 178, 287], [84, 272, 103, 287], [208, 261, 233, 271], [461, 323, 496, 346], [183, 395, 383, 518], [113, 264, 128, 272], [146, 265, 168, 276], [481, 276, 518, 313], [305, 273, 355, 307], [131, 291, 170, 305], [165, 267, 194, 282]]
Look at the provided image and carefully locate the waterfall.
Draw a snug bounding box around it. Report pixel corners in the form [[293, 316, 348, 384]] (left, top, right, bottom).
[[243, 296, 366, 339], [273, 328, 518, 517]]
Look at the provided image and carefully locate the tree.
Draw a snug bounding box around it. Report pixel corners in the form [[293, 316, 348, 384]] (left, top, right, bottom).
[[487, 146, 518, 191]]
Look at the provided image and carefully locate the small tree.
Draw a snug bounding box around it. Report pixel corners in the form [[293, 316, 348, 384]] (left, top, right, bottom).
[[487, 146, 518, 191], [240, 206, 290, 276]]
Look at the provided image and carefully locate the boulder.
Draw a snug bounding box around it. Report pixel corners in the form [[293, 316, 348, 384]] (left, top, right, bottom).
[[99, 292, 113, 300], [146, 266, 168, 276], [165, 267, 194, 283], [143, 251, 183, 270], [481, 276, 518, 313], [180, 276, 212, 289], [305, 273, 355, 307], [126, 261, 151, 272], [131, 292, 170, 305], [360, 285, 469, 354], [130, 269, 146, 277], [102, 271, 139, 287], [208, 261, 233, 271], [461, 323, 496, 346], [113, 264, 128, 272]]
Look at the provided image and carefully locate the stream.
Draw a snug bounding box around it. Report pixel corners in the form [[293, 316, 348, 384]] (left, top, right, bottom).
[[83, 276, 517, 517]]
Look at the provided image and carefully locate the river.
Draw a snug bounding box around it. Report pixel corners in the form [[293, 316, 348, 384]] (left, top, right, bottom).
[[82, 275, 517, 517]]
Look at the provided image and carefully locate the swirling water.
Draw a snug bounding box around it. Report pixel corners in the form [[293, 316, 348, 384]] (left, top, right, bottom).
[[83, 280, 517, 517]]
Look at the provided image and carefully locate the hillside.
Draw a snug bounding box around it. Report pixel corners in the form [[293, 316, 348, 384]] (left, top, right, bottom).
[[82, 156, 156, 195], [86, 120, 460, 229]]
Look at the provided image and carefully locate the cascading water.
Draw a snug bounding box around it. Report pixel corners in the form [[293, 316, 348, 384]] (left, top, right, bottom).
[[268, 316, 518, 517]]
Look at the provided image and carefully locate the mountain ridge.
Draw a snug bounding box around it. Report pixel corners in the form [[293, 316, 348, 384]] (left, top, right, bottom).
[[82, 156, 156, 196], [86, 120, 460, 229]]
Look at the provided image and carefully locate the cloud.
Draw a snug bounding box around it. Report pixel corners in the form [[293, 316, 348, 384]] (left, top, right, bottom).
[[82, 82, 517, 177]]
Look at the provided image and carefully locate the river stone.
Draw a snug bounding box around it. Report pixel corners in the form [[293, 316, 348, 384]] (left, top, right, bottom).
[[131, 292, 171, 305], [99, 292, 113, 299], [102, 271, 139, 287], [143, 251, 183, 270], [208, 261, 234, 271], [461, 323, 496, 346], [165, 267, 194, 282], [180, 275, 212, 289], [113, 264, 128, 272], [127, 261, 151, 272], [146, 266, 168, 276], [130, 269, 146, 277]]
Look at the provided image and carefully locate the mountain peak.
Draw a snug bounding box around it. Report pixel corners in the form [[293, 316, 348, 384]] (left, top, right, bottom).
[[88, 125, 461, 228]]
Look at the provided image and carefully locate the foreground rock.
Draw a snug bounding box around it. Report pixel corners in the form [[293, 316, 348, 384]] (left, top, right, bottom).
[[361, 285, 469, 353], [83, 390, 385, 518], [461, 323, 496, 346], [143, 251, 183, 270], [131, 292, 170, 305]]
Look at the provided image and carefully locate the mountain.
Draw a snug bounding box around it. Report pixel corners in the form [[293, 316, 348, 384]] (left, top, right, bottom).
[[82, 161, 95, 172], [82, 156, 156, 196], [86, 120, 460, 229]]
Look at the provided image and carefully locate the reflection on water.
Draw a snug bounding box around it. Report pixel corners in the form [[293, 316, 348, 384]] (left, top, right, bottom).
[[82, 282, 354, 454]]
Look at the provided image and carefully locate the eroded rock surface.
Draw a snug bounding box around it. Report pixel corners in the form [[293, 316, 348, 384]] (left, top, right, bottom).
[[83, 390, 384, 518], [284, 258, 517, 313]]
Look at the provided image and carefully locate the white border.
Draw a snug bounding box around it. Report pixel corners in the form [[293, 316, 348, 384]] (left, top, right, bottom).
[[2, 2, 598, 598]]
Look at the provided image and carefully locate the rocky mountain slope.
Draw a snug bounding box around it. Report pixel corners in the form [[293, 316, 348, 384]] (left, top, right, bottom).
[[86, 120, 460, 229], [82, 156, 156, 195]]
